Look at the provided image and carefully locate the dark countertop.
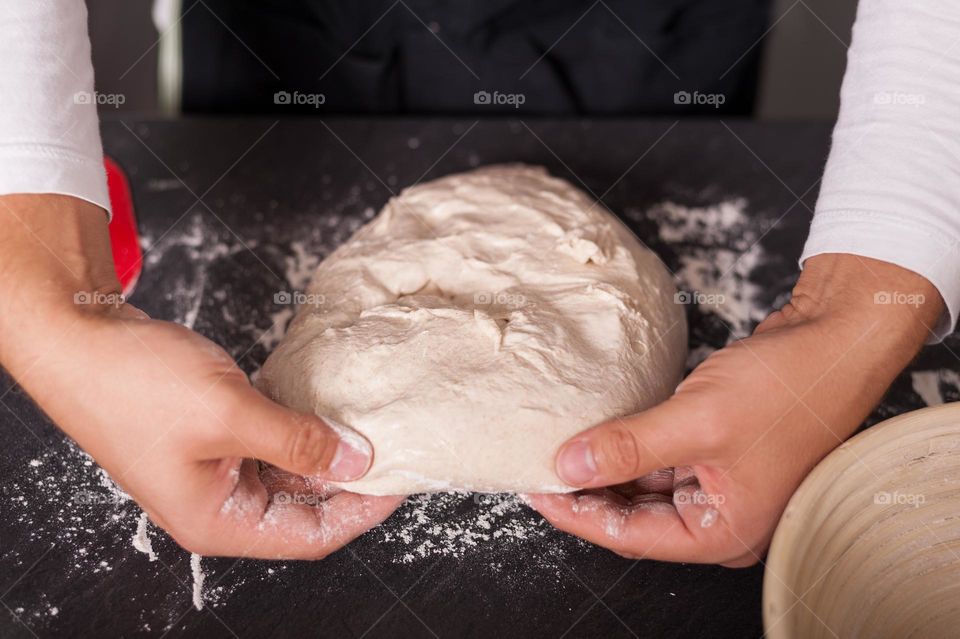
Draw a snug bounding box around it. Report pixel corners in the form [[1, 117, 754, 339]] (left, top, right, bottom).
[[2, 117, 957, 638]]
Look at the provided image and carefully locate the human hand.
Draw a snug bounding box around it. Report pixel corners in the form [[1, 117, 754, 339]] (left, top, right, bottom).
[[0, 194, 404, 558], [526, 254, 944, 566]]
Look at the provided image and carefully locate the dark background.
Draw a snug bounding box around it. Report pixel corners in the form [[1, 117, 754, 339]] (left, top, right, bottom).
[[86, 0, 859, 119]]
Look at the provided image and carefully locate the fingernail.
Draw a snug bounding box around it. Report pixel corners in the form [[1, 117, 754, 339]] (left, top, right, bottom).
[[322, 416, 372, 481], [557, 439, 598, 485], [329, 439, 371, 481]]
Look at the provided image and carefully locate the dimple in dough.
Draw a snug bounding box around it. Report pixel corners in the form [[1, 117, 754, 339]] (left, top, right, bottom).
[[257, 165, 687, 495]]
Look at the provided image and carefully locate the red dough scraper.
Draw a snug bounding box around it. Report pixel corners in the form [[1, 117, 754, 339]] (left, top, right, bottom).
[[105, 157, 143, 296]]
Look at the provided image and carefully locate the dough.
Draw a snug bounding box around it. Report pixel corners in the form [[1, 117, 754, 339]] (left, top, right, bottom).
[[257, 165, 686, 495]]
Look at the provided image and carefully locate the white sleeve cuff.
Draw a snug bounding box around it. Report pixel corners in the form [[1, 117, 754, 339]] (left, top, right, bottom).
[[0, 145, 110, 212], [800, 210, 960, 342]]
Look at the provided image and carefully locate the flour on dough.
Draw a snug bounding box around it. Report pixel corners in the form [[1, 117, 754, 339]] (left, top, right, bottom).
[[257, 165, 687, 495]]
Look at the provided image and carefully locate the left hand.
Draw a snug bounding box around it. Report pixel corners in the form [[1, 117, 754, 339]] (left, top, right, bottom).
[[525, 254, 944, 566]]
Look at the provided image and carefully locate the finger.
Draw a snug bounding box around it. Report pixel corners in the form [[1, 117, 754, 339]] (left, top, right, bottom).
[[208, 384, 372, 482], [615, 468, 675, 497], [219, 491, 406, 560], [173, 461, 405, 559], [258, 462, 308, 494], [671, 466, 724, 532], [524, 492, 704, 563], [215, 492, 405, 559], [555, 399, 702, 489], [260, 463, 342, 500]]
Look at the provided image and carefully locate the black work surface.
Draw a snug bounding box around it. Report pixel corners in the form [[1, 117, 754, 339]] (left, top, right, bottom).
[[2, 118, 957, 638]]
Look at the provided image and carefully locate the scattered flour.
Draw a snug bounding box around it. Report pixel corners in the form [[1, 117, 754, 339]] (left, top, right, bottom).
[[4, 440, 224, 625], [132, 512, 157, 562], [283, 240, 321, 291], [256, 307, 295, 354], [652, 200, 750, 246], [378, 493, 557, 564], [141, 213, 251, 330], [630, 198, 775, 341], [190, 553, 205, 610]]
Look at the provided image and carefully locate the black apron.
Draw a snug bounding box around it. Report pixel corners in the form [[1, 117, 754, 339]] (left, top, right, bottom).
[[181, 0, 771, 115]]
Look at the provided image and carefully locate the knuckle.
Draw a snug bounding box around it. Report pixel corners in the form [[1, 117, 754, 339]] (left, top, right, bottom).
[[285, 418, 334, 472], [599, 426, 642, 476], [781, 292, 822, 324]]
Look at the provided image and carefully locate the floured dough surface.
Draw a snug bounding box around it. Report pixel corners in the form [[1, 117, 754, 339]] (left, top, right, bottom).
[[257, 165, 686, 495]]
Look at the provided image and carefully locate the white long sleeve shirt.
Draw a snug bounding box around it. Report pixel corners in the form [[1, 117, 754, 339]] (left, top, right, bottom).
[[1, 0, 958, 338], [0, 1, 108, 211], [799, 1, 960, 340]]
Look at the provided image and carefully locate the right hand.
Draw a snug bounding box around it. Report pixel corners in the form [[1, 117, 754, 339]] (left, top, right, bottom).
[[0, 194, 404, 558]]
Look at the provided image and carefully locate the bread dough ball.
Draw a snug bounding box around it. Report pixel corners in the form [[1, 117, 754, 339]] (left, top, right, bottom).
[[257, 165, 687, 495]]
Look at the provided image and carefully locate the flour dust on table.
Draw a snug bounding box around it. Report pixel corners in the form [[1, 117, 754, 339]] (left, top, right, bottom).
[[257, 165, 688, 495]]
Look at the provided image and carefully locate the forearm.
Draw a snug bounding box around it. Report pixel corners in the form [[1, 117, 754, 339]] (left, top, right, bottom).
[[0, 0, 113, 368], [805, 0, 960, 340], [0, 194, 117, 371]]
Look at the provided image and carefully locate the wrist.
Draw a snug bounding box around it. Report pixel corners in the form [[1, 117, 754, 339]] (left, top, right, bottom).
[[0, 194, 119, 364], [793, 253, 944, 353]]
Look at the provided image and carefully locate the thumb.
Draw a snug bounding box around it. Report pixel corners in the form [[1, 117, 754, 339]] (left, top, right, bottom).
[[208, 385, 372, 481], [555, 398, 699, 488]]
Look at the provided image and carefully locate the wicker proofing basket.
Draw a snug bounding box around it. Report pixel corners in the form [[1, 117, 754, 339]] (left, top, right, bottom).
[[763, 403, 960, 639]]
